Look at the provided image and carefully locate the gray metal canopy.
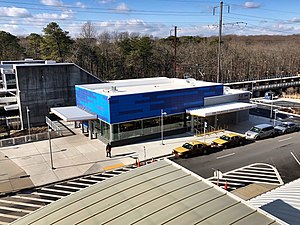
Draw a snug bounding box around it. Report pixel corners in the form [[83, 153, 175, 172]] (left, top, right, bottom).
[[51, 106, 97, 122], [187, 102, 257, 117], [12, 159, 284, 225]]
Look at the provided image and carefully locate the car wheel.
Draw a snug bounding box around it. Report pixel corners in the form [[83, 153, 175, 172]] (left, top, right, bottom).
[[256, 136, 260, 140], [223, 144, 228, 149]]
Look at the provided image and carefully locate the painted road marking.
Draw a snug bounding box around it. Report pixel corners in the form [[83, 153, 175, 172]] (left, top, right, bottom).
[[104, 163, 124, 171], [291, 152, 300, 166], [216, 153, 235, 160], [278, 137, 292, 142]]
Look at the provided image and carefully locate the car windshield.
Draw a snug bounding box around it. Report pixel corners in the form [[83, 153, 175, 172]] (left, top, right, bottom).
[[250, 127, 261, 133], [220, 135, 230, 141], [279, 123, 289, 127], [182, 143, 193, 150]]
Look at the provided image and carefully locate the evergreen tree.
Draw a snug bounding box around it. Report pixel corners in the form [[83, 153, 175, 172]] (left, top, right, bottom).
[[26, 33, 43, 59], [41, 22, 74, 62], [0, 31, 23, 60]]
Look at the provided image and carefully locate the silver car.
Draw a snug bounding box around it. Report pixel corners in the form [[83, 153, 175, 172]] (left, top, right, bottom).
[[245, 124, 275, 140], [274, 122, 299, 135]]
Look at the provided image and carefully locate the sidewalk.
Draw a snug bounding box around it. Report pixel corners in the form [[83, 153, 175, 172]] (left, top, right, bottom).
[[0, 115, 270, 195]]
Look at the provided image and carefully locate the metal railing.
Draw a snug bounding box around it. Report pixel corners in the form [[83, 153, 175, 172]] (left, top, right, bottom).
[[0, 131, 60, 148], [45, 116, 62, 136], [0, 117, 63, 148], [195, 125, 226, 137]]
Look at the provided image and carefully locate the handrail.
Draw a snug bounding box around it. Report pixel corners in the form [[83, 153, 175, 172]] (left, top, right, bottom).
[[45, 116, 62, 136]]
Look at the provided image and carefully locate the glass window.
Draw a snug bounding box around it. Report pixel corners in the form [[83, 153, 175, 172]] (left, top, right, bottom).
[[119, 121, 142, 132]]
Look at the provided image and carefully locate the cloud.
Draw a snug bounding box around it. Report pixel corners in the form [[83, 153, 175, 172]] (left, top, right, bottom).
[[76, 2, 86, 9], [244, 1, 261, 8], [99, 0, 114, 3], [0, 7, 31, 18], [35, 13, 72, 20], [40, 0, 64, 6], [115, 3, 129, 11], [0, 23, 29, 36], [34, 9, 74, 20], [95, 19, 167, 36], [290, 17, 300, 23]]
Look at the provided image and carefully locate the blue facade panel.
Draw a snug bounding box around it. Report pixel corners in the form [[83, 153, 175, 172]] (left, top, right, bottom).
[[76, 85, 223, 124], [76, 86, 111, 123]]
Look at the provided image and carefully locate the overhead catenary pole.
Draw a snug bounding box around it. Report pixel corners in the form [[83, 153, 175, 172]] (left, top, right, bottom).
[[217, 0, 223, 83], [213, 0, 231, 83], [174, 26, 178, 78]]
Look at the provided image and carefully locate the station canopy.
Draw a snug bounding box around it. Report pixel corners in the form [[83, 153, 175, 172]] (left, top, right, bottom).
[[187, 102, 257, 117], [51, 106, 97, 122], [12, 159, 283, 225]]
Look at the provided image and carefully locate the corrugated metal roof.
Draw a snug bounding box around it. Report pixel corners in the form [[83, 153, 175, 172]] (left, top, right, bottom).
[[12, 159, 284, 225], [249, 178, 300, 225]]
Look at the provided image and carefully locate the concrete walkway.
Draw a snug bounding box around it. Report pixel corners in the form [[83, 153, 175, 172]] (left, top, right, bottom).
[[0, 115, 271, 195]]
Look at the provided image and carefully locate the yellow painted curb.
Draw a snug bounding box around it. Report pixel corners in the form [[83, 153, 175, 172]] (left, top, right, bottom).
[[104, 163, 124, 171]]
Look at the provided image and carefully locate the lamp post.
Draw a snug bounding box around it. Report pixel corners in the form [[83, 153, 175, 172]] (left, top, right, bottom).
[[251, 81, 256, 98], [161, 109, 167, 145], [48, 127, 55, 170], [270, 93, 273, 121], [274, 109, 278, 126], [26, 106, 31, 140]]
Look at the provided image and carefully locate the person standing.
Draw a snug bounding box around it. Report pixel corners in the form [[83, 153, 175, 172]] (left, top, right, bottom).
[[106, 143, 112, 158]]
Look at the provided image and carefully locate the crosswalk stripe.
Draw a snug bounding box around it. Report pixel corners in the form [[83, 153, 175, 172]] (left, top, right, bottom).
[[0, 199, 43, 208]]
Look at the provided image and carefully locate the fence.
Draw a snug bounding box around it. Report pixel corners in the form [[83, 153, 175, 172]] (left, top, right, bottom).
[[0, 131, 60, 148]]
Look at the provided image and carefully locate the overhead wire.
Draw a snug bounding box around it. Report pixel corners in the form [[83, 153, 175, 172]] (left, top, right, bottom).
[[0, 0, 299, 36]]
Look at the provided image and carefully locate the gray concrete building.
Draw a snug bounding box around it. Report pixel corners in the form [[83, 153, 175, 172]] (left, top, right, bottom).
[[0, 59, 102, 130]]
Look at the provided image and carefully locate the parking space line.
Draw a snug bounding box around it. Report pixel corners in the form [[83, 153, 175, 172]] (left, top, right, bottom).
[[216, 153, 235, 159], [290, 152, 300, 166], [278, 137, 293, 142]]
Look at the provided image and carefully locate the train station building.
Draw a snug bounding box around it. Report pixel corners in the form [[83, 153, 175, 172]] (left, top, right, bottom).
[[51, 77, 256, 146]]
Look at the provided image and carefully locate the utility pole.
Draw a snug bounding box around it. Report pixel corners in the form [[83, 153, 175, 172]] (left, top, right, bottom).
[[217, 0, 223, 83], [174, 26, 177, 78], [170, 26, 179, 78], [213, 0, 229, 83]]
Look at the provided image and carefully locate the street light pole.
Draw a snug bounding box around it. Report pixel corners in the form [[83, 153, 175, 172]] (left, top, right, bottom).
[[26, 106, 31, 140], [274, 109, 278, 126], [48, 127, 55, 170], [161, 109, 167, 145], [270, 93, 273, 121], [251, 81, 256, 98]]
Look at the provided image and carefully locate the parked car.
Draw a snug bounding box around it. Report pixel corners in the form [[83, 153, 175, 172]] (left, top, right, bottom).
[[274, 121, 299, 135], [245, 124, 275, 140], [211, 133, 246, 149], [173, 141, 210, 158]]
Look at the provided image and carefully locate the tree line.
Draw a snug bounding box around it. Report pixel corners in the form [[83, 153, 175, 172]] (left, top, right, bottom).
[[2, 21, 300, 82]]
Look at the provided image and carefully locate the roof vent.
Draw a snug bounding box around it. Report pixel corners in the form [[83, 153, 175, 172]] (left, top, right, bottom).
[[111, 86, 118, 92], [224, 86, 231, 94], [186, 78, 196, 86], [45, 60, 56, 64]]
